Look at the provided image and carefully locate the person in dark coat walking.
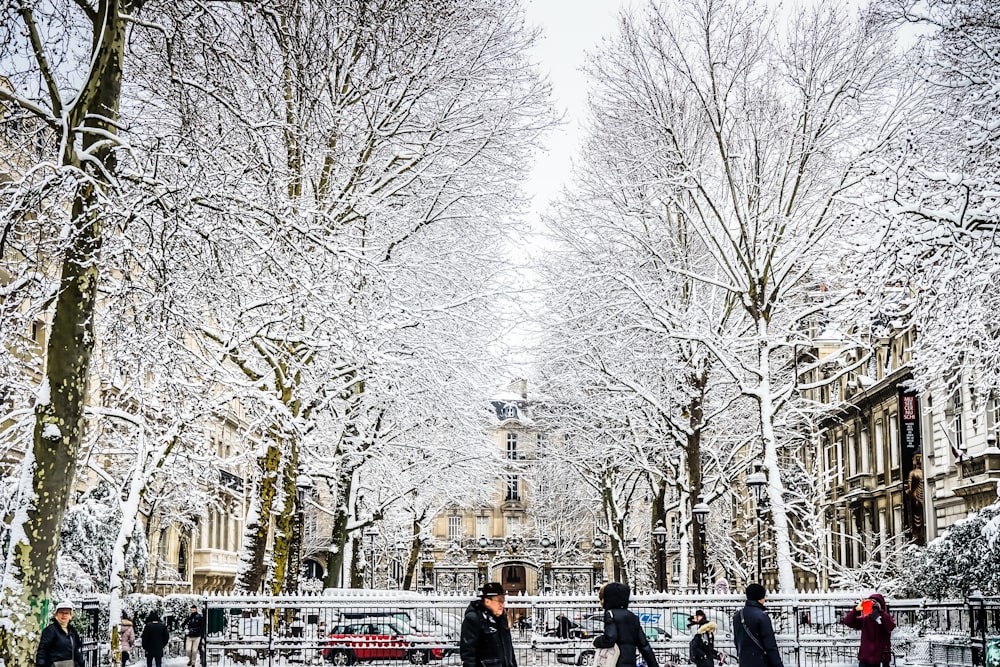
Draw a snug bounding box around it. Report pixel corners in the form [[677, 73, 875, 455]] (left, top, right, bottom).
[[460, 582, 517, 667], [688, 610, 717, 667], [592, 582, 659, 667], [35, 601, 85, 667], [842, 593, 896, 667], [140, 612, 170, 667], [556, 614, 575, 639], [733, 584, 784, 667], [184, 605, 205, 667]]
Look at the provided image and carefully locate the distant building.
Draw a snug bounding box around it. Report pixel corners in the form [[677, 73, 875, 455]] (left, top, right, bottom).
[[424, 379, 609, 596]]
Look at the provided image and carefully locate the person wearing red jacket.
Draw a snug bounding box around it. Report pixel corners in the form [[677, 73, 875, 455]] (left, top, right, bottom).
[[842, 593, 896, 667]]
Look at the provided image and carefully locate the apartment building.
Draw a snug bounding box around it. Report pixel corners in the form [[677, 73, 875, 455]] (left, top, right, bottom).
[[425, 379, 609, 596]]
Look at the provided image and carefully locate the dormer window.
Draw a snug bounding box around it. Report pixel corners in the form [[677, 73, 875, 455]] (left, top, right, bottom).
[[502, 404, 517, 419]]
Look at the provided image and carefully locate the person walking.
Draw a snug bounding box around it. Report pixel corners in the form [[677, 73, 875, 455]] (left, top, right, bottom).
[[119, 614, 136, 667], [460, 582, 517, 667], [140, 612, 170, 667], [556, 614, 574, 639], [184, 605, 205, 667], [842, 593, 896, 667], [592, 582, 659, 667], [733, 584, 784, 667], [687, 609, 717, 667], [35, 601, 85, 667]]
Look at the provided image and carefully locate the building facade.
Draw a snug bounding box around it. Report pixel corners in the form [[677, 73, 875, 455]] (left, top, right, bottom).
[[424, 379, 609, 597]]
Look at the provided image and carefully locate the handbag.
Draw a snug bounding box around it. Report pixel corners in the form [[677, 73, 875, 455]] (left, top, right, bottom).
[[594, 643, 620, 667], [53, 660, 74, 667], [593, 610, 619, 667]]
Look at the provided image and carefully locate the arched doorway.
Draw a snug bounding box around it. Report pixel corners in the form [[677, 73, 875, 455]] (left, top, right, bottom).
[[501, 564, 526, 595]]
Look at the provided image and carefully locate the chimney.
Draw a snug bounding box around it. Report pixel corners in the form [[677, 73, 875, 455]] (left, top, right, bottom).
[[507, 378, 528, 399]]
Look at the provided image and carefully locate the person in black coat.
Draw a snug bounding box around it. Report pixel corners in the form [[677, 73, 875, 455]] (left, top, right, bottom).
[[592, 583, 659, 667], [140, 612, 171, 667], [733, 584, 784, 667], [35, 601, 85, 667], [460, 582, 517, 667]]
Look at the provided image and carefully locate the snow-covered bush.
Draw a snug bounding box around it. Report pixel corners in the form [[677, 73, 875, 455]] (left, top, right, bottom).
[[56, 482, 148, 597], [903, 490, 1000, 597]]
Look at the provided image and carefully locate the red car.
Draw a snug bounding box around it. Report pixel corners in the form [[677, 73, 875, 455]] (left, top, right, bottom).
[[323, 621, 444, 665]]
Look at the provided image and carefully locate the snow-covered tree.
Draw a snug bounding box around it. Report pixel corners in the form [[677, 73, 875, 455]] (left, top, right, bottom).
[[0, 0, 156, 660], [126, 0, 553, 592], [904, 484, 1000, 597], [540, 0, 905, 591], [866, 0, 1000, 401]]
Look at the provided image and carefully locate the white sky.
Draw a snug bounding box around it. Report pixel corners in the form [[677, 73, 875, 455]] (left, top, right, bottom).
[[521, 0, 634, 221]]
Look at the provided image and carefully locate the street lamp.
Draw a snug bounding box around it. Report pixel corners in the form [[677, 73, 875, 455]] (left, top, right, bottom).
[[692, 495, 710, 593], [293, 474, 314, 593], [746, 463, 767, 584], [627, 538, 641, 586], [364, 526, 379, 589], [651, 520, 667, 592]]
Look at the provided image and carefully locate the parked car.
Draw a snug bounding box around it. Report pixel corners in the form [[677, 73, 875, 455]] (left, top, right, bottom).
[[542, 624, 672, 666], [323, 621, 444, 665]]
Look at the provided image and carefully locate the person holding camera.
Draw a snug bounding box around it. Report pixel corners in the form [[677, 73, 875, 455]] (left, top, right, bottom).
[[842, 593, 896, 667]]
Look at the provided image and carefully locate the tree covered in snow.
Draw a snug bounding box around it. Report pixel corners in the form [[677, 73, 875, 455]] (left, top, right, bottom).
[[54, 482, 148, 598], [123, 0, 552, 592], [537, 0, 907, 592], [0, 0, 177, 660], [865, 0, 1000, 401]]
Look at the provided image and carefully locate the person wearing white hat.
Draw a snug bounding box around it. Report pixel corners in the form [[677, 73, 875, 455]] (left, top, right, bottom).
[[35, 601, 85, 667]]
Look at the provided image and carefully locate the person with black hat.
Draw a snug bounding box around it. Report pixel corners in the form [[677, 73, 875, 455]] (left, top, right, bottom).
[[35, 601, 86, 667], [592, 582, 659, 667], [733, 584, 784, 667], [140, 611, 170, 667], [687, 610, 717, 667], [460, 582, 517, 667]]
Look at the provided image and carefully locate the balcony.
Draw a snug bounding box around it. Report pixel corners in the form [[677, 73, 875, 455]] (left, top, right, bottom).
[[959, 452, 1000, 479], [846, 473, 875, 493], [219, 469, 244, 493]]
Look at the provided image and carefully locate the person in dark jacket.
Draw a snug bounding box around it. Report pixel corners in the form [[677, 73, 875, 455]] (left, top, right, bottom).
[[733, 584, 784, 667], [842, 593, 896, 667], [35, 601, 85, 667], [140, 612, 170, 667], [460, 582, 517, 667], [688, 610, 717, 667], [592, 582, 659, 667], [184, 605, 205, 667], [556, 614, 575, 639]]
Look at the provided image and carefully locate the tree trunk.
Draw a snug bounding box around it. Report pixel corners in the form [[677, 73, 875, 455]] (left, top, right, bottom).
[[235, 441, 281, 592], [0, 2, 128, 664], [756, 321, 795, 592]]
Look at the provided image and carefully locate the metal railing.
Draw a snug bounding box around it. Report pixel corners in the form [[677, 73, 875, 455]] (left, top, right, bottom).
[[191, 592, 1000, 667]]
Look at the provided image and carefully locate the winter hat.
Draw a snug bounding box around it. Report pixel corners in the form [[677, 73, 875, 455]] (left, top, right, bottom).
[[481, 582, 505, 598], [746, 583, 766, 601], [55, 601, 73, 612], [600, 582, 631, 610], [688, 609, 707, 625]]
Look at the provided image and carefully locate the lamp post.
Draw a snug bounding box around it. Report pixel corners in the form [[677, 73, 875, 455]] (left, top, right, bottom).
[[692, 495, 710, 593], [293, 473, 314, 593], [477, 536, 490, 586], [591, 536, 605, 590], [746, 463, 767, 584], [539, 536, 555, 593], [968, 589, 986, 666], [651, 520, 667, 592], [627, 538, 640, 587], [364, 526, 379, 589]]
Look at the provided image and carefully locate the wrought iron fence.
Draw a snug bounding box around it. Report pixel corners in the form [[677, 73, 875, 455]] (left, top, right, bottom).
[[192, 592, 1000, 667]]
